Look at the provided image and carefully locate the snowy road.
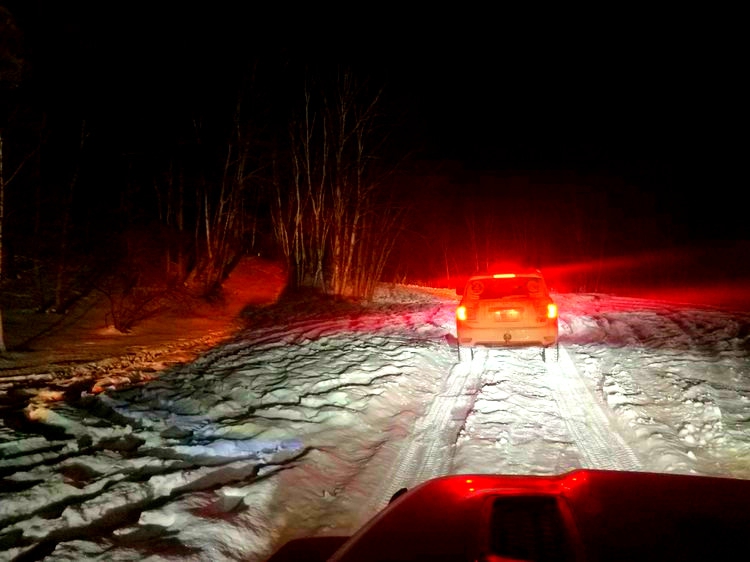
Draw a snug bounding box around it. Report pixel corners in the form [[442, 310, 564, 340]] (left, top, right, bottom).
[[358, 341, 642, 525], [2, 286, 750, 561], [548, 346, 641, 470], [354, 349, 486, 525]]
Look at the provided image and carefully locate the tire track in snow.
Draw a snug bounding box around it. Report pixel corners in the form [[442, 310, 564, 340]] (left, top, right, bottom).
[[547, 346, 642, 470], [355, 352, 484, 526]]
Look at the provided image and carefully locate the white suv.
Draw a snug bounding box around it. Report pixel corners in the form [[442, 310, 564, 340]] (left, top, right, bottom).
[[456, 270, 559, 361]]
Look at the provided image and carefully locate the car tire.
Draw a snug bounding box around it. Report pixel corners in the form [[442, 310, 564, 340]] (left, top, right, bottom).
[[458, 346, 473, 363]]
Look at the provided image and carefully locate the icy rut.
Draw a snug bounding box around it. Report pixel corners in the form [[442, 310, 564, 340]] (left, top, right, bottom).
[[354, 351, 486, 526], [547, 346, 642, 470]]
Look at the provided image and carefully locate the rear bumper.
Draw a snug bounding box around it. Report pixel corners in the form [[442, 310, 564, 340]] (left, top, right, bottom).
[[457, 323, 558, 347]]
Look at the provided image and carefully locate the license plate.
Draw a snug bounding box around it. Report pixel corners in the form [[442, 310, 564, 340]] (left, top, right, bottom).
[[491, 308, 520, 321]]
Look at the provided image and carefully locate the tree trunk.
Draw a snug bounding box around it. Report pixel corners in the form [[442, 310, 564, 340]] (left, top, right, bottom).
[[54, 121, 86, 312]]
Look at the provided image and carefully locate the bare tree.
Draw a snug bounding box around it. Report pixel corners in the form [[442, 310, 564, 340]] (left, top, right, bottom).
[[188, 96, 263, 296], [0, 131, 6, 353], [152, 161, 189, 285], [0, 6, 26, 352], [0, 130, 38, 351], [277, 85, 330, 289], [272, 69, 402, 299], [52, 120, 88, 312]]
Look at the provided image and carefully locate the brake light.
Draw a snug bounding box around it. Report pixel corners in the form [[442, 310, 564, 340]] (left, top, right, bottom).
[[456, 305, 468, 321], [547, 303, 558, 319], [492, 273, 516, 278]]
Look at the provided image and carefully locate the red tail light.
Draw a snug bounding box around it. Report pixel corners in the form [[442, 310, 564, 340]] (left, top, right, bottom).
[[547, 303, 558, 319], [456, 305, 468, 322]]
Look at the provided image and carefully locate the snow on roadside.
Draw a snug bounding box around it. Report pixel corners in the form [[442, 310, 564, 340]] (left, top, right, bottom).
[[2, 283, 750, 561]]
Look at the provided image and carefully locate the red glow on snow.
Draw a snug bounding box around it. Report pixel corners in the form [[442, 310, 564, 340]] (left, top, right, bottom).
[[625, 282, 750, 312], [541, 249, 690, 293]]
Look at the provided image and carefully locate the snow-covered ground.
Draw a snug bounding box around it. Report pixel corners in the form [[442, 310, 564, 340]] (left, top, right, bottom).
[[2, 282, 750, 561]]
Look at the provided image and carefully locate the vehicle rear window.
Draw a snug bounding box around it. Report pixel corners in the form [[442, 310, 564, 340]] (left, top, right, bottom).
[[465, 277, 545, 300]]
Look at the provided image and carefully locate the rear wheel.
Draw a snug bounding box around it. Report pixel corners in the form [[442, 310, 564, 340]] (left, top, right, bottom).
[[458, 345, 473, 363]]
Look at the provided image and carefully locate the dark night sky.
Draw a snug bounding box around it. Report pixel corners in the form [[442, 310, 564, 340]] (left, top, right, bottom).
[[5, 2, 744, 243]]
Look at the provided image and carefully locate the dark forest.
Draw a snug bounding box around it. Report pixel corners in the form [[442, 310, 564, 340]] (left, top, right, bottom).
[[0, 4, 745, 347]]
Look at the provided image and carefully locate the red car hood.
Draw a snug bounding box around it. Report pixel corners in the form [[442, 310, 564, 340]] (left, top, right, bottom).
[[267, 469, 750, 561]]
